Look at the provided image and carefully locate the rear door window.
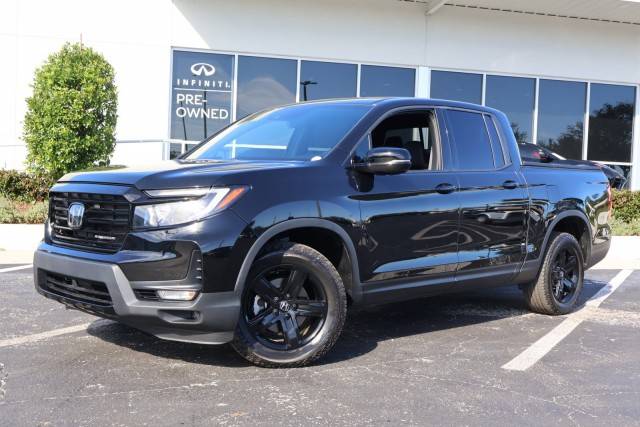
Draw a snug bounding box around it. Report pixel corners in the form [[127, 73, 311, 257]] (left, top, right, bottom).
[[446, 110, 495, 170]]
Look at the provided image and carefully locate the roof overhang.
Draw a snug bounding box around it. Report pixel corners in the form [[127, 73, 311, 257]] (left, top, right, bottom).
[[403, 0, 640, 25]]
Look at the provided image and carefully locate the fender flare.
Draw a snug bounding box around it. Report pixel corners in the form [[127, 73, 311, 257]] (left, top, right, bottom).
[[539, 209, 593, 265], [233, 218, 363, 303]]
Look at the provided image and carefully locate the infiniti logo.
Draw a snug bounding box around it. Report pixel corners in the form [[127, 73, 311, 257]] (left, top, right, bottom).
[[67, 203, 85, 230], [190, 62, 216, 77]]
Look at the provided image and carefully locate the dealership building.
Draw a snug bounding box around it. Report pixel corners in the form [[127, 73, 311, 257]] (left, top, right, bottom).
[[1, 0, 640, 188]]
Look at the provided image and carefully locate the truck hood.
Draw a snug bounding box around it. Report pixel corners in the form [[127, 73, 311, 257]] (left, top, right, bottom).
[[58, 159, 305, 189]]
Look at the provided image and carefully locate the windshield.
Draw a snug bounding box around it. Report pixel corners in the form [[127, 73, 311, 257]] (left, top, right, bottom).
[[186, 103, 370, 161]]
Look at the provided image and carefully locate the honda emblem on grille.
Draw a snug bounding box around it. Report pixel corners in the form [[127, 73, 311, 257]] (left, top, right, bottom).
[[67, 203, 85, 230]]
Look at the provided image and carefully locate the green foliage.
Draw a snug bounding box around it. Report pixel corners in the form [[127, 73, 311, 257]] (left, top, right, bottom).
[[0, 170, 54, 202], [610, 216, 640, 236], [0, 197, 49, 224], [611, 189, 640, 223], [23, 42, 118, 179]]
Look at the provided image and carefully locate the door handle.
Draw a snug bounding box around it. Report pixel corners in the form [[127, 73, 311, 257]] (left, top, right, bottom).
[[435, 183, 456, 194], [502, 180, 517, 189]]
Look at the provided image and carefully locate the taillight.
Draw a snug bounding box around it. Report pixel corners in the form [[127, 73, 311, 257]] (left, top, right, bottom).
[[607, 184, 613, 220]]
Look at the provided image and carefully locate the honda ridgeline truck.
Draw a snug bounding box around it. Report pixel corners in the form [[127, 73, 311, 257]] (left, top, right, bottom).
[[34, 98, 612, 367]]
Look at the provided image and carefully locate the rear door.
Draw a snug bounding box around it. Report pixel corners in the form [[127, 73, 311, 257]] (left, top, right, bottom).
[[443, 109, 529, 286]]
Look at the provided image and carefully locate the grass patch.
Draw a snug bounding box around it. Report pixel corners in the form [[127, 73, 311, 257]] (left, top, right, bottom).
[[610, 217, 640, 236], [0, 196, 48, 224]]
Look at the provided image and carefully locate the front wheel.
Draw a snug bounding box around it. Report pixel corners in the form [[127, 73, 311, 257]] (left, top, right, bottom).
[[523, 232, 584, 315], [232, 243, 347, 368]]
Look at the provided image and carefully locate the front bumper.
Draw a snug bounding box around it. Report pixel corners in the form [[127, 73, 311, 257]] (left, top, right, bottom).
[[34, 249, 240, 344]]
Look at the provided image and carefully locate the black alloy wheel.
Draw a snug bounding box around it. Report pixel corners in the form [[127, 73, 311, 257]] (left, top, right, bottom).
[[524, 232, 584, 315], [550, 247, 580, 304], [232, 242, 347, 368], [244, 265, 328, 351]]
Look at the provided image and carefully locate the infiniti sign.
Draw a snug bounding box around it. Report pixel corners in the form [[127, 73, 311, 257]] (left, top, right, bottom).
[[171, 51, 234, 140], [190, 62, 216, 77]]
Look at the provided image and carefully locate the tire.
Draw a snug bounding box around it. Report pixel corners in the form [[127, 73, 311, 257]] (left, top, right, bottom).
[[524, 232, 584, 315], [231, 242, 347, 368]]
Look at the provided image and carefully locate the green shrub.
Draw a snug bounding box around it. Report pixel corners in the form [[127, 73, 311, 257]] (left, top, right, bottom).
[[0, 170, 54, 202], [611, 190, 640, 223], [0, 197, 48, 224], [23, 42, 118, 179]]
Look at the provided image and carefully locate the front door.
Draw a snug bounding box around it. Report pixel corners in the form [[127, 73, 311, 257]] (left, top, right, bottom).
[[350, 108, 461, 301]]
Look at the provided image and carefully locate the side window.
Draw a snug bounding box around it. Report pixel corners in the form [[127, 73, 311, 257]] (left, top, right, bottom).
[[365, 110, 440, 170], [484, 115, 506, 168], [447, 110, 495, 170]]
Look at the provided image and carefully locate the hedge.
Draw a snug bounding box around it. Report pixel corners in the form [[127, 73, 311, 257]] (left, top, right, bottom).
[[611, 189, 640, 223], [0, 170, 54, 202]]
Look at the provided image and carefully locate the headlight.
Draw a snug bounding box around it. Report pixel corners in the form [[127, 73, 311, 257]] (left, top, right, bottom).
[[133, 186, 247, 229]]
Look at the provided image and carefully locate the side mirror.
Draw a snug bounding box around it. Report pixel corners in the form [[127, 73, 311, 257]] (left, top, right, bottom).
[[353, 147, 412, 175]]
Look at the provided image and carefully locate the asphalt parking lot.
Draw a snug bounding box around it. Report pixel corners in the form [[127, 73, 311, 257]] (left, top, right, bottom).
[[1, 266, 639, 426]]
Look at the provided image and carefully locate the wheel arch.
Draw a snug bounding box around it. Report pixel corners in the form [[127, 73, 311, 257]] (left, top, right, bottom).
[[234, 219, 363, 303], [541, 210, 592, 267]]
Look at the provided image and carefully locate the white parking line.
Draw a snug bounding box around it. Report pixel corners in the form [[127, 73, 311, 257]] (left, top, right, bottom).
[[585, 269, 634, 308], [0, 264, 32, 273], [502, 269, 633, 371], [0, 323, 91, 348]]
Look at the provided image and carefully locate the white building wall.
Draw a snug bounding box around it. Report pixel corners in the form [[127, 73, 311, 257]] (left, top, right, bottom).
[[0, 0, 174, 169], [425, 6, 640, 85], [169, 0, 428, 67], [1, 0, 639, 186]]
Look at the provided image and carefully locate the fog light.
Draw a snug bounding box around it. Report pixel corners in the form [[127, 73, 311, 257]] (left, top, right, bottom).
[[156, 290, 199, 301]]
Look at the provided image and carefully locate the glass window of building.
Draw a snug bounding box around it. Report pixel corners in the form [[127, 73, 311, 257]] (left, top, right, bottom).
[[299, 61, 357, 101], [536, 79, 586, 159], [170, 50, 234, 141], [587, 83, 636, 163], [237, 56, 297, 119], [430, 70, 482, 104], [359, 65, 415, 97], [485, 75, 535, 144], [169, 143, 183, 159]]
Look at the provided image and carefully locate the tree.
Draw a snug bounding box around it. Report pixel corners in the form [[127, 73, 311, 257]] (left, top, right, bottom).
[[23, 42, 118, 178], [510, 122, 529, 144]]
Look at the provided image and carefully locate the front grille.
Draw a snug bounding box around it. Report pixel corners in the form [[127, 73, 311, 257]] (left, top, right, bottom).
[[49, 192, 131, 253], [40, 271, 112, 307]]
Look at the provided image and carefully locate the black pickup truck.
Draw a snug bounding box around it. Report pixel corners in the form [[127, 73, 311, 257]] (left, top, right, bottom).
[[34, 98, 612, 367]]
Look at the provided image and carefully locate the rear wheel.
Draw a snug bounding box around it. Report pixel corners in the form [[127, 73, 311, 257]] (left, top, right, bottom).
[[524, 232, 584, 315], [232, 243, 347, 368]]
